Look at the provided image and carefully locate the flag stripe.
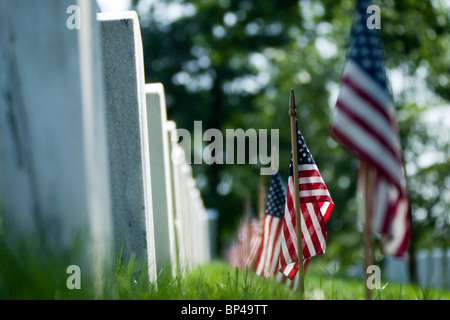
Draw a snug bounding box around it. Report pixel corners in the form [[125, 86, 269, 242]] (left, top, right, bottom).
[[342, 75, 393, 128], [336, 99, 399, 161], [331, 111, 402, 189], [341, 58, 390, 110]]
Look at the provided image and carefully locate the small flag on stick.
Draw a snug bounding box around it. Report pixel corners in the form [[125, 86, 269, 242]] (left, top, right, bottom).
[[279, 89, 334, 296]]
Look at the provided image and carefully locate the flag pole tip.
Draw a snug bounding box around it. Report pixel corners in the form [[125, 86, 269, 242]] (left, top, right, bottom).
[[289, 88, 296, 116]]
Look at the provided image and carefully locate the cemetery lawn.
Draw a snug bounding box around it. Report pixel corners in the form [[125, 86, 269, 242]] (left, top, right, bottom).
[[117, 260, 450, 300], [1, 235, 449, 300]]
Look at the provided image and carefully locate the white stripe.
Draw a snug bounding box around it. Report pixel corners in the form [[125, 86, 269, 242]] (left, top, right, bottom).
[[248, 236, 261, 265], [344, 60, 391, 111], [382, 189, 409, 256], [299, 189, 331, 198], [258, 216, 276, 277], [266, 217, 282, 276], [269, 229, 282, 276], [298, 164, 318, 171], [284, 179, 298, 256], [280, 239, 291, 274], [372, 176, 389, 233], [333, 110, 401, 184], [306, 203, 327, 253], [255, 216, 271, 276], [339, 83, 400, 152], [299, 176, 324, 184], [300, 207, 316, 257], [320, 202, 330, 218], [282, 262, 295, 277]]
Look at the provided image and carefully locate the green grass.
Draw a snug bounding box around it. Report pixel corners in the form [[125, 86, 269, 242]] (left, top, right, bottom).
[[113, 259, 450, 300], [1, 236, 449, 300]]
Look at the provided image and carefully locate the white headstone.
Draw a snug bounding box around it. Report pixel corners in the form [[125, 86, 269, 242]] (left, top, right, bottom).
[[97, 11, 156, 283], [431, 248, 444, 289], [384, 256, 409, 284], [0, 0, 113, 294], [145, 83, 177, 275], [165, 120, 184, 271], [171, 146, 191, 272], [446, 249, 450, 289], [182, 164, 196, 268], [417, 249, 430, 288]]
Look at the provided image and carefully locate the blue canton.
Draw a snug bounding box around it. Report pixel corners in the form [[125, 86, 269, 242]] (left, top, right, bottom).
[[265, 172, 286, 218], [288, 120, 316, 177], [349, 0, 388, 89]]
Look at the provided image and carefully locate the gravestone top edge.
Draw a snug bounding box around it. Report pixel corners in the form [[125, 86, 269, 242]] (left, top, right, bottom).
[[165, 120, 177, 132], [145, 83, 165, 95], [96, 11, 138, 22]]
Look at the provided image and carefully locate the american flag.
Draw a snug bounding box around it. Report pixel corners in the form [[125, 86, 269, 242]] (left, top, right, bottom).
[[226, 216, 263, 269], [254, 172, 286, 278], [244, 219, 263, 267], [330, 0, 410, 257], [279, 120, 334, 279]]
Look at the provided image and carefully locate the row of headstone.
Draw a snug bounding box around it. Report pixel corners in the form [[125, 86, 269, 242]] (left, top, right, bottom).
[[0, 1, 217, 292], [384, 248, 450, 290], [166, 122, 218, 272]]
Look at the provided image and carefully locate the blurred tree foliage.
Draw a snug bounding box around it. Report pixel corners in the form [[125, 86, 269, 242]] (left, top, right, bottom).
[[132, 0, 449, 271]]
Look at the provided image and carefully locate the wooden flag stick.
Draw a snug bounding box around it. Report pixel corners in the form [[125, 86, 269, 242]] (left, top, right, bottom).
[[360, 161, 374, 300], [288, 88, 305, 298], [258, 174, 266, 220]]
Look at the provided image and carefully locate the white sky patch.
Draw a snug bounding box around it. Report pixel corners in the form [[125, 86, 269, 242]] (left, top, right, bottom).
[[97, 0, 131, 12], [224, 12, 238, 27], [110, 0, 197, 25], [315, 37, 338, 59], [249, 53, 268, 70]]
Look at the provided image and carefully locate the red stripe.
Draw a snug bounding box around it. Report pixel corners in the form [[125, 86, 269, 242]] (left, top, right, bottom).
[[342, 75, 394, 128], [255, 215, 272, 275], [298, 182, 328, 191], [298, 169, 322, 178], [335, 99, 400, 161], [320, 201, 334, 223], [300, 203, 321, 257], [299, 195, 332, 203], [285, 184, 297, 258], [287, 265, 297, 278], [267, 218, 283, 276], [395, 213, 410, 257], [330, 125, 403, 192]]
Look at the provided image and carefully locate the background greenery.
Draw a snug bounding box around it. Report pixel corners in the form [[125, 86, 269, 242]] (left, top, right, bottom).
[[131, 0, 449, 275]]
